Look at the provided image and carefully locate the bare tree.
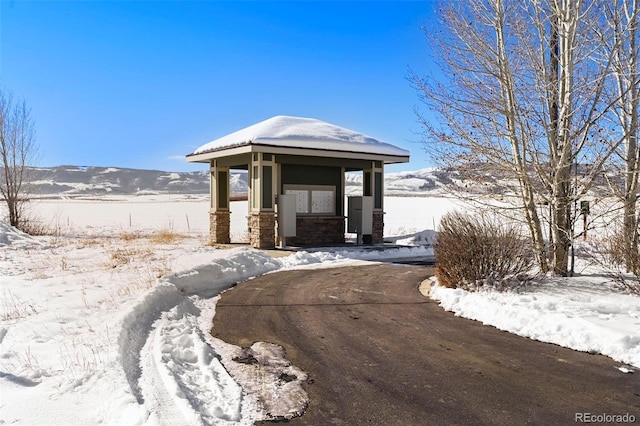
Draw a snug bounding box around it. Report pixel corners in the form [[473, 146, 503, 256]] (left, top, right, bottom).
[[413, 0, 621, 276], [604, 0, 640, 273], [0, 88, 37, 229]]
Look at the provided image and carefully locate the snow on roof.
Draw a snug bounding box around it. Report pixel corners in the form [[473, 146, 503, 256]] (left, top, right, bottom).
[[190, 115, 410, 158]]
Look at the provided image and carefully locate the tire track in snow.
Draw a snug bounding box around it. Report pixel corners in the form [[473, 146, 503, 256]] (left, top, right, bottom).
[[119, 284, 182, 404], [139, 298, 243, 424], [117, 249, 281, 422], [140, 310, 199, 425]]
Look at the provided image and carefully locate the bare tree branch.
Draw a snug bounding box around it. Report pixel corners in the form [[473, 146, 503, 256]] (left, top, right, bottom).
[[0, 88, 37, 229], [412, 0, 620, 276]]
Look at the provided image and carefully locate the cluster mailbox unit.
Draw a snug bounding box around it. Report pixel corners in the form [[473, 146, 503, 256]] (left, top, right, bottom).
[[186, 116, 410, 249]]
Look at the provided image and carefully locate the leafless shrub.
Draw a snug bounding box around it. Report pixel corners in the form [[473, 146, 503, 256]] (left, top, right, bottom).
[[435, 211, 535, 291], [584, 227, 640, 295], [16, 214, 55, 236], [606, 230, 639, 273]]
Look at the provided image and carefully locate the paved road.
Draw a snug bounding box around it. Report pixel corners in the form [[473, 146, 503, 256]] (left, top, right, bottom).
[[212, 263, 640, 425]]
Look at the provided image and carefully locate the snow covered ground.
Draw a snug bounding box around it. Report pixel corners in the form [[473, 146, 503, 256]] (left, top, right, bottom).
[[1, 194, 638, 425], [26, 195, 456, 240], [430, 272, 640, 371]]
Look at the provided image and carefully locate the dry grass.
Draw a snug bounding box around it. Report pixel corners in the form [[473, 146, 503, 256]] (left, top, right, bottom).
[[111, 254, 172, 298], [2, 289, 39, 321], [77, 237, 103, 248], [149, 228, 184, 244], [117, 229, 184, 244], [119, 231, 144, 241], [102, 236, 175, 298], [98, 230, 182, 302], [105, 246, 152, 269]]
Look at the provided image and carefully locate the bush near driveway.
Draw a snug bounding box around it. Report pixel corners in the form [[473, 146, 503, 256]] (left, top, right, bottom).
[[435, 211, 534, 290]]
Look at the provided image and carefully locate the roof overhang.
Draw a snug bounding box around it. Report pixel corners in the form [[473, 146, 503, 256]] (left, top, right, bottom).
[[186, 141, 410, 165]]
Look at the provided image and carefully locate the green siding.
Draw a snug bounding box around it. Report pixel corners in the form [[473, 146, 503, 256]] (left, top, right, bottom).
[[262, 165, 273, 209], [374, 171, 383, 209], [218, 170, 228, 209]]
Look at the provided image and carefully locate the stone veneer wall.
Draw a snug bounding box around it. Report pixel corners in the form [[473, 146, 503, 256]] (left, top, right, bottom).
[[372, 210, 384, 244], [362, 211, 384, 244], [248, 212, 276, 249], [209, 211, 230, 245], [285, 216, 345, 246]]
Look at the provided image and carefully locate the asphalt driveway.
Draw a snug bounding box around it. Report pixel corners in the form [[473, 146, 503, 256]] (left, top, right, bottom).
[[211, 263, 640, 425]]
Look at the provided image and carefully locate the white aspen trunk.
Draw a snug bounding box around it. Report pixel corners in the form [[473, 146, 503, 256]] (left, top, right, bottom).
[[610, 0, 640, 272], [550, 0, 578, 276], [624, 125, 639, 272], [494, 0, 550, 272], [624, 0, 640, 272]]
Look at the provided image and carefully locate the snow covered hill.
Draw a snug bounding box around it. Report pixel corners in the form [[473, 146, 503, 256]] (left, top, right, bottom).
[[26, 166, 243, 197], [346, 168, 453, 196], [25, 165, 452, 198], [23, 164, 614, 199]]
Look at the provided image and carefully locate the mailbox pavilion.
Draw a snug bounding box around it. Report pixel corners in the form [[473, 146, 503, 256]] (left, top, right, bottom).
[[186, 116, 410, 249]]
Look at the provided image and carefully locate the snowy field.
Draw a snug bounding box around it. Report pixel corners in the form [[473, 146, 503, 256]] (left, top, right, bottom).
[[1, 194, 638, 425], [25, 194, 456, 241]]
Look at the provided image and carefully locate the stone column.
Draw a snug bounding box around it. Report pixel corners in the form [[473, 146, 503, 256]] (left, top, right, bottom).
[[248, 212, 276, 249], [210, 211, 230, 245], [208, 162, 231, 245], [372, 210, 384, 244]]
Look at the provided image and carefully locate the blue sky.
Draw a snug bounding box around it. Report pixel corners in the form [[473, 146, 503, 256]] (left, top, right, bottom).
[[1, 1, 436, 172]]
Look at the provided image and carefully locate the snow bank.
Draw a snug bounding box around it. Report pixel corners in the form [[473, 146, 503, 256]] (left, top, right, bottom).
[[165, 249, 280, 297], [275, 245, 433, 270], [430, 277, 640, 368], [119, 248, 282, 424], [388, 229, 437, 246], [0, 221, 40, 248]]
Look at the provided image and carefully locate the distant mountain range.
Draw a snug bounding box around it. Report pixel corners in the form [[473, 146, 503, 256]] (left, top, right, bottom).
[[25, 165, 452, 197], [27, 166, 213, 196], [22, 164, 616, 198]]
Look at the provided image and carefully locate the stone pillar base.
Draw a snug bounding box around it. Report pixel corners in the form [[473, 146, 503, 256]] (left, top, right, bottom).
[[210, 211, 230, 245], [372, 210, 384, 244], [248, 212, 276, 249]]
